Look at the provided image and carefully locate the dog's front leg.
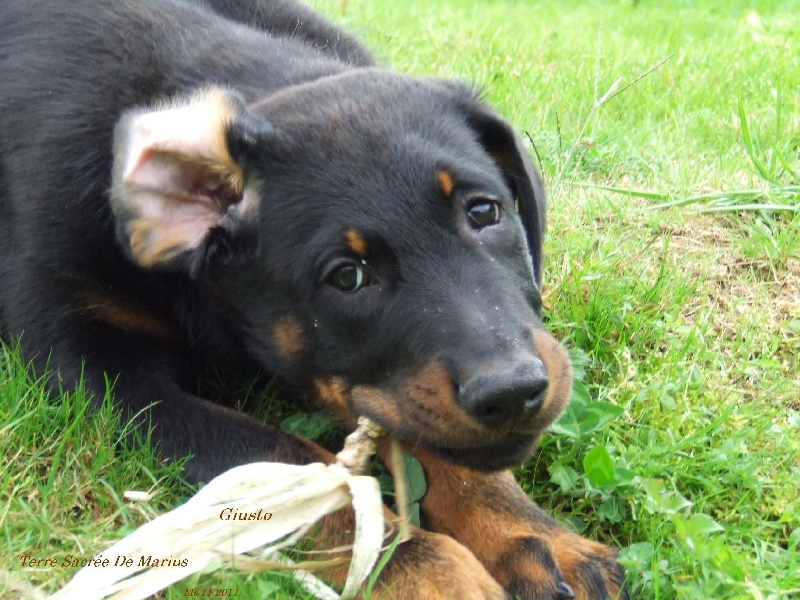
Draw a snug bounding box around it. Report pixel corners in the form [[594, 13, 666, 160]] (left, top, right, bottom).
[[398, 449, 627, 600]]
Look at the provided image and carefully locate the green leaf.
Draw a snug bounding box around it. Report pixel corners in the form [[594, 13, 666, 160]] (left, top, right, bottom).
[[788, 527, 800, 550], [376, 474, 394, 496], [571, 380, 592, 406], [583, 445, 616, 486], [659, 492, 693, 515], [576, 402, 625, 436], [552, 382, 625, 439], [256, 580, 281, 595], [408, 502, 421, 528], [618, 542, 655, 570], [402, 452, 427, 504], [391, 500, 423, 528], [549, 464, 580, 492], [673, 514, 720, 555], [279, 411, 338, 440], [198, 556, 225, 574], [279, 412, 307, 434], [640, 478, 692, 515], [614, 467, 637, 486], [597, 497, 623, 523], [552, 399, 624, 439], [549, 405, 581, 438], [686, 513, 724, 537], [639, 477, 665, 497], [567, 347, 591, 381]]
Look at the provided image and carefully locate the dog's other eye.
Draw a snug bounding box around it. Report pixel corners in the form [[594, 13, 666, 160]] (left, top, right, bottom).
[[467, 200, 501, 229], [328, 262, 372, 293]]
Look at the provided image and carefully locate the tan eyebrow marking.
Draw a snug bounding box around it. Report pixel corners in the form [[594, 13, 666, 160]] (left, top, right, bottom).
[[345, 228, 368, 256], [437, 169, 455, 197]]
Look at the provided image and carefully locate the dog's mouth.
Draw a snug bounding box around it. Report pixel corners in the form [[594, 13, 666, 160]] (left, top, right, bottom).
[[314, 374, 542, 464], [313, 330, 572, 471], [344, 377, 551, 470], [365, 409, 544, 470], [432, 434, 541, 471]]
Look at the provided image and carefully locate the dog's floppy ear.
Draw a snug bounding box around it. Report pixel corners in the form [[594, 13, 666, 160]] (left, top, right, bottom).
[[464, 103, 547, 285], [110, 87, 272, 275]]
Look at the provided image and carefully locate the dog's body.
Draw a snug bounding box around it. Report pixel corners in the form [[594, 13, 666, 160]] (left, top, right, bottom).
[[0, 1, 625, 597]]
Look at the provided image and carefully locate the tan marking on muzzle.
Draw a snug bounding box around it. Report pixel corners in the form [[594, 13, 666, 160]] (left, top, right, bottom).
[[398, 362, 497, 448], [314, 377, 350, 413], [406, 361, 462, 418], [350, 385, 406, 427], [531, 328, 572, 429]]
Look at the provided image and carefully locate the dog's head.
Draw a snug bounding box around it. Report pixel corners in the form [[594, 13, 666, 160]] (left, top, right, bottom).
[[110, 71, 572, 470]]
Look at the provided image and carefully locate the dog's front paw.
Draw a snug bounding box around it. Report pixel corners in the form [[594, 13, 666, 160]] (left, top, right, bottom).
[[551, 530, 627, 600], [494, 533, 626, 600], [395, 453, 626, 599], [376, 531, 507, 599]]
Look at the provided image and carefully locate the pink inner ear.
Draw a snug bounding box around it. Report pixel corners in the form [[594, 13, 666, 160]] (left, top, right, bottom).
[[111, 88, 247, 268], [128, 149, 230, 209], [118, 150, 238, 268]]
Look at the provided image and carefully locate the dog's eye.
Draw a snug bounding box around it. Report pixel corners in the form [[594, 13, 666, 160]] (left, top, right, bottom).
[[467, 200, 501, 229], [328, 262, 371, 293]]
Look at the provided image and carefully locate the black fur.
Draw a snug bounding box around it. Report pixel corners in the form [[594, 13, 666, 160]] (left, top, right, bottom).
[[0, 1, 623, 596]]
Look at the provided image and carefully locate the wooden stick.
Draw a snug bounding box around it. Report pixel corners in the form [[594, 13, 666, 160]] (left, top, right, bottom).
[[334, 416, 385, 475], [388, 438, 411, 543]]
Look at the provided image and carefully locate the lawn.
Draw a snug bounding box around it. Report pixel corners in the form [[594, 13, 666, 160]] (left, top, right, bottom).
[[2, 0, 799, 598]]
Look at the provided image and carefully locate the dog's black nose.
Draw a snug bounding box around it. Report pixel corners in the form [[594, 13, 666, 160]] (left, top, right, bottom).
[[460, 360, 549, 427]]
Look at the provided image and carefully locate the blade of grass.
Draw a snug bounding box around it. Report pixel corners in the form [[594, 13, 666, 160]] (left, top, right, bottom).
[[697, 203, 799, 214], [571, 181, 798, 212], [738, 96, 775, 184], [768, 138, 798, 183], [569, 181, 670, 200]]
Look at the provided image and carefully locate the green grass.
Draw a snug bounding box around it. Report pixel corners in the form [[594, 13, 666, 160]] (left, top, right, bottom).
[[3, 0, 800, 598]]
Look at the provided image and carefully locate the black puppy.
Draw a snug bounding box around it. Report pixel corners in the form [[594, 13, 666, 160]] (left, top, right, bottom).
[[0, 0, 625, 597]]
